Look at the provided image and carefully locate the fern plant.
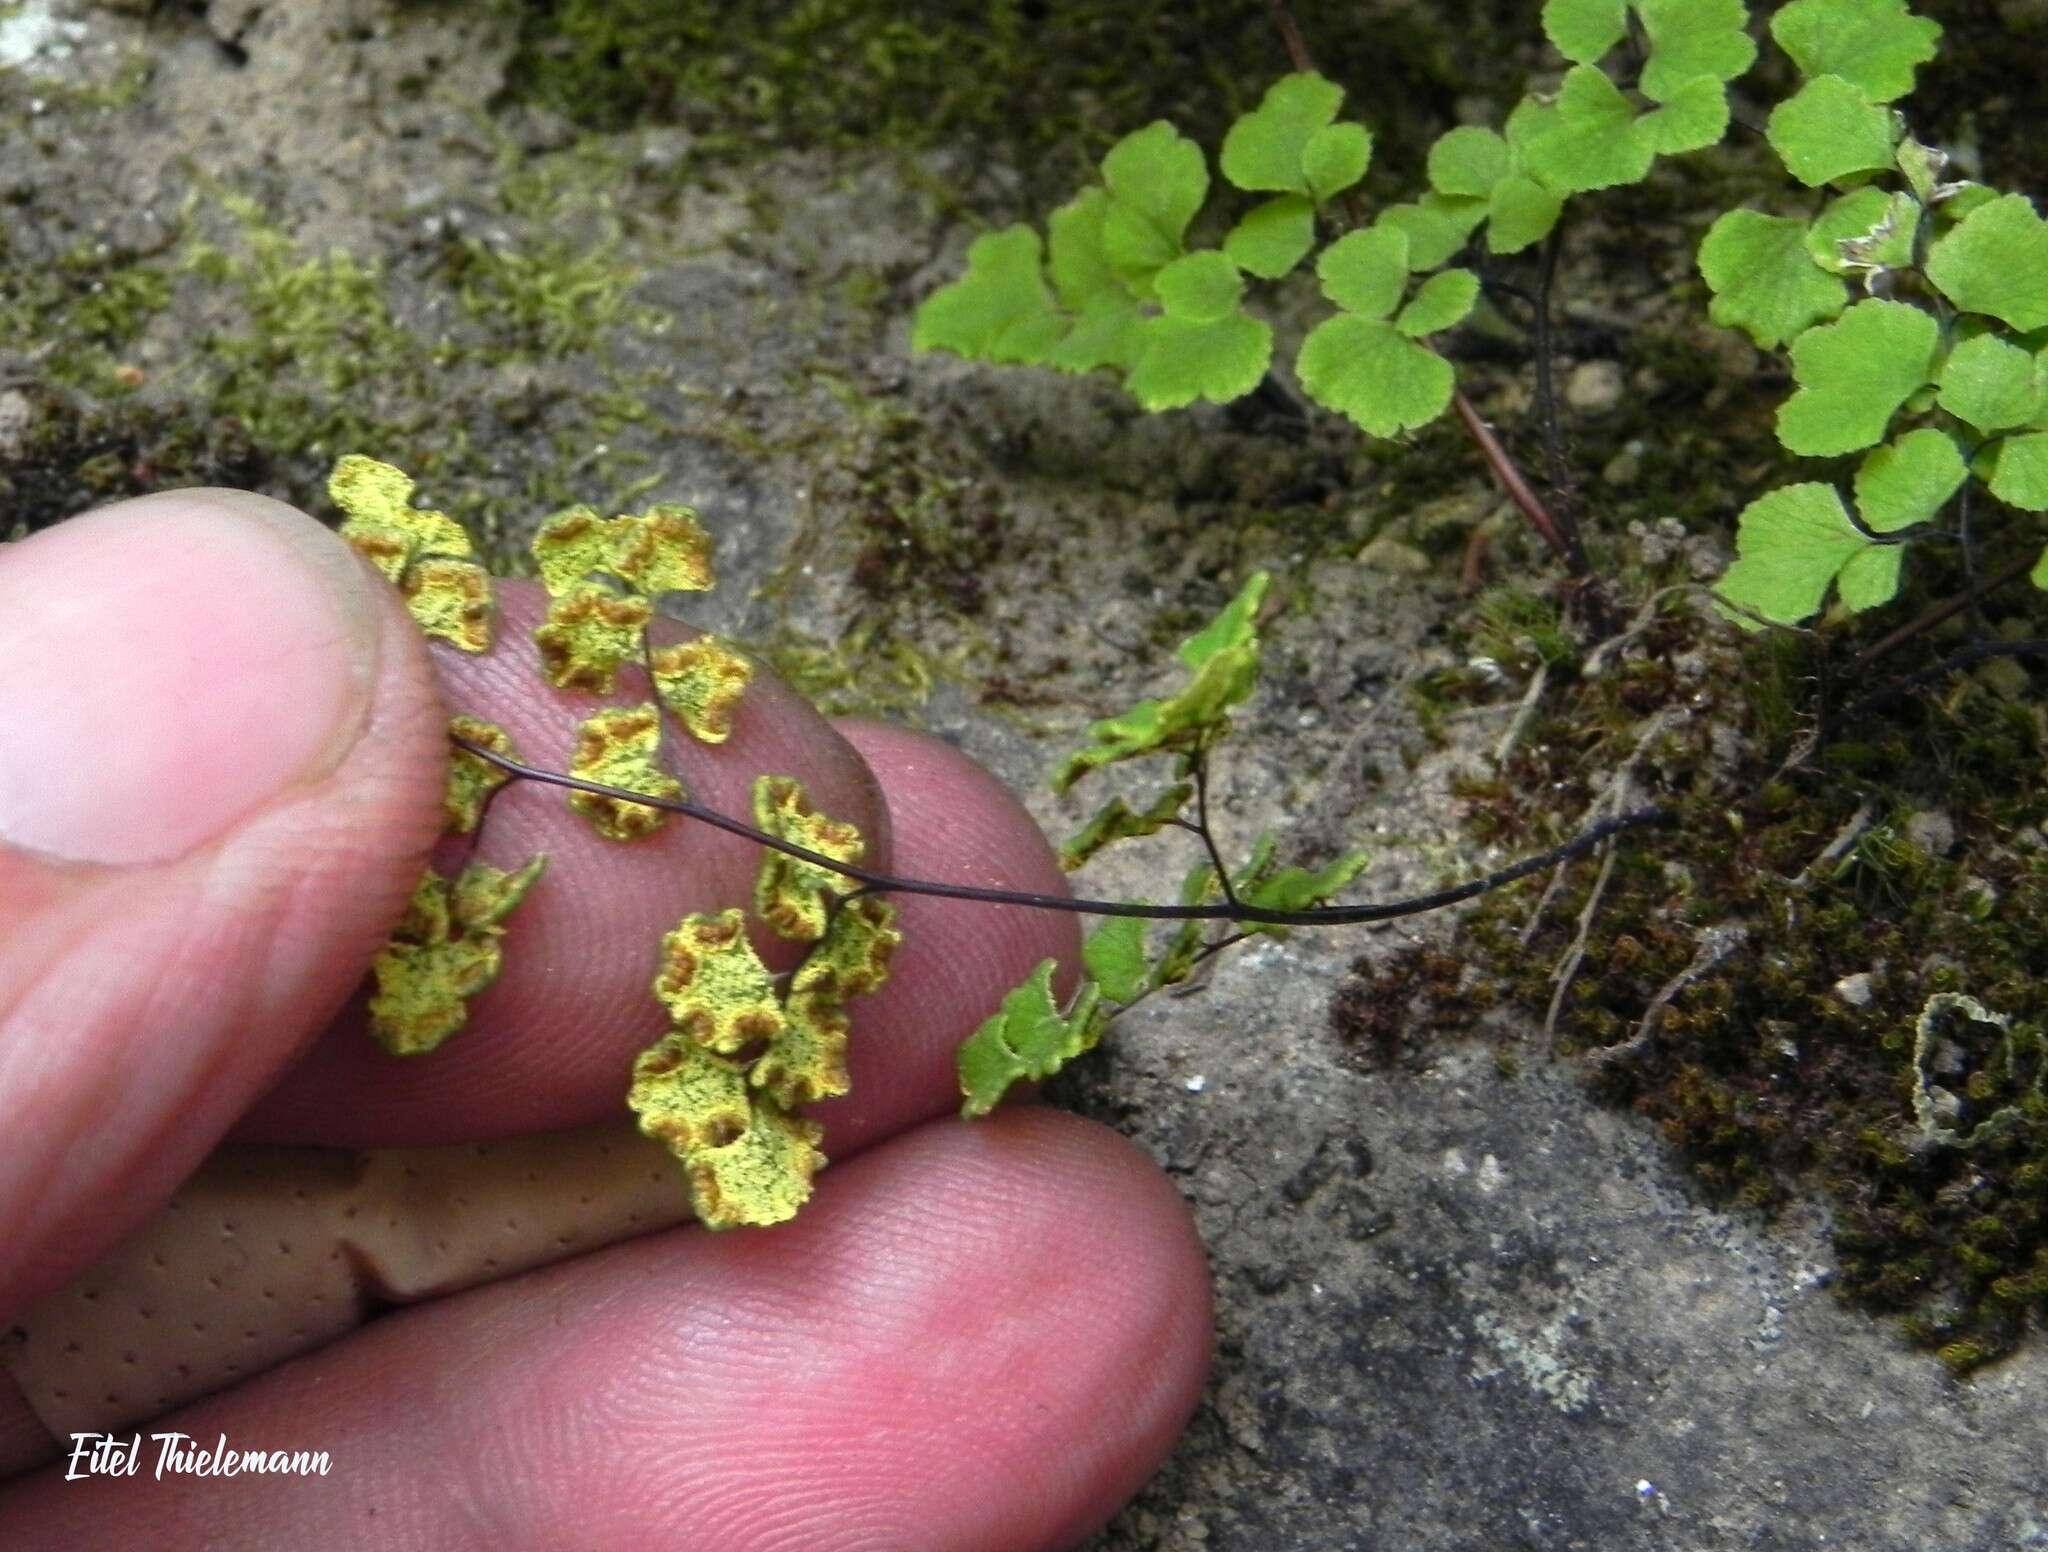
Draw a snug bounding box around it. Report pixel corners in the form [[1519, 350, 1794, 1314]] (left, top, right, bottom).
[[329, 454, 1661, 1233], [1699, 1, 2048, 626], [912, 0, 2048, 640], [912, 0, 1763, 575]]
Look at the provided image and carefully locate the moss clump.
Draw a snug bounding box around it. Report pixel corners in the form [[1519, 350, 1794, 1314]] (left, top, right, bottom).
[[0, 384, 271, 538], [1368, 549, 2048, 1370], [750, 394, 1001, 718], [0, 235, 173, 396], [499, 0, 1539, 199]]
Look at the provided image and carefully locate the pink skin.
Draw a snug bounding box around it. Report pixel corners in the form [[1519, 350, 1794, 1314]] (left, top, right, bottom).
[[0, 492, 1212, 1547]]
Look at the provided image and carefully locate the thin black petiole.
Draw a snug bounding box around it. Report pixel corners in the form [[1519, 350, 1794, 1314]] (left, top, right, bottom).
[[453, 737, 1674, 929], [1191, 750, 1239, 907]]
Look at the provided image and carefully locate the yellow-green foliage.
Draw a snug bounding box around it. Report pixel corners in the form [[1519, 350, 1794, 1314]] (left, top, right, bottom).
[[368, 857, 547, 1055], [335, 459, 908, 1230], [330, 455, 496, 652], [631, 861, 901, 1227], [568, 703, 683, 841]]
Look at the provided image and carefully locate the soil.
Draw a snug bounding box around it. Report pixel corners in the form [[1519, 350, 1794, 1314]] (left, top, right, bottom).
[[5, 1, 2048, 1547]]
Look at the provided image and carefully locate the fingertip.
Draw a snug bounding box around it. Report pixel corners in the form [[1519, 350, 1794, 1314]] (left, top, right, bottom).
[[0, 491, 449, 1314]]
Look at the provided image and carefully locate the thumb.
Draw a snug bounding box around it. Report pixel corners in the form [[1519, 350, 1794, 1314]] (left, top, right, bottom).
[[0, 490, 448, 1316]]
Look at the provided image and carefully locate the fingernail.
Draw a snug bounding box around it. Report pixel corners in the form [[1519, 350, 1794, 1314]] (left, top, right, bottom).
[[0, 491, 382, 865]]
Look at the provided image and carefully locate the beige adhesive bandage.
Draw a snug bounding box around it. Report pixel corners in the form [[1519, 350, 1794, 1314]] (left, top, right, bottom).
[[0, 1120, 691, 1480]]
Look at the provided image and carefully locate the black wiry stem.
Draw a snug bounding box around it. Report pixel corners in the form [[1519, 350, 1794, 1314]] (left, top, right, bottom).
[[1190, 749, 1240, 907], [456, 738, 1672, 928]]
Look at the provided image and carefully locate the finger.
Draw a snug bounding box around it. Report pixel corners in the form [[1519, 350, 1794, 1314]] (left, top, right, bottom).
[[0, 727, 1080, 1468], [810, 719, 1082, 1158], [235, 577, 890, 1146], [240, 679, 1079, 1155], [0, 1109, 1213, 1552], [0, 491, 448, 1316]]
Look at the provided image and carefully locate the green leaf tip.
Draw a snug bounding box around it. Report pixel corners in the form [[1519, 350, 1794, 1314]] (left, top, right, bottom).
[[1397, 270, 1481, 339], [367, 857, 546, 1057], [1636, 0, 1755, 104], [1925, 194, 2048, 335], [957, 960, 1104, 1117], [1771, 0, 1941, 104], [1716, 441, 1954, 629], [1698, 209, 1847, 349], [1082, 917, 1149, 1006], [1521, 66, 1654, 193], [1983, 433, 2048, 513], [1224, 195, 1317, 281], [1298, 316, 1457, 438], [1220, 72, 1371, 203], [912, 225, 1063, 364], [1240, 848, 1372, 936], [1937, 333, 2048, 434], [1766, 74, 1898, 187], [1774, 299, 1939, 457], [1129, 312, 1274, 411], [1101, 121, 1209, 286], [1154, 251, 1243, 325], [1054, 573, 1270, 793], [1060, 783, 1194, 871], [1542, 0, 1626, 64], [1317, 227, 1409, 321]]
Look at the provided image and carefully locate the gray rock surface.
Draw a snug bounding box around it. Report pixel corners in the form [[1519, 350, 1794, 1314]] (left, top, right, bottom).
[[4, 2, 2043, 1547]]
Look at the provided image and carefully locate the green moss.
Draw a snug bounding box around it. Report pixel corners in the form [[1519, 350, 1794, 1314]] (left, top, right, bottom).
[[156, 185, 661, 555], [748, 391, 1004, 718], [498, 0, 1541, 202], [1377, 570, 2048, 1372], [0, 235, 173, 395]]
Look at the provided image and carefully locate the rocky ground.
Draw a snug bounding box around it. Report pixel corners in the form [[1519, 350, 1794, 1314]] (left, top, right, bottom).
[[4, 1, 2046, 1547]]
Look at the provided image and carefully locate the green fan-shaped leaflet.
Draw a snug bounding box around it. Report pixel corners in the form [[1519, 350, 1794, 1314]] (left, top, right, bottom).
[[1937, 334, 2047, 434], [911, 226, 1063, 364], [1698, 210, 1847, 349], [1718, 432, 1962, 626], [1541, 0, 1626, 64], [1053, 573, 1270, 792], [1520, 66, 1653, 194], [1298, 317, 1456, 437], [1770, 0, 1941, 104], [1774, 300, 1939, 457], [1100, 121, 1209, 291], [1636, 0, 1755, 104], [1765, 75, 1897, 188], [957, 961, 1104, 1117], [1219, 72, 1371, 204], [1925, 195, 2048, 334]]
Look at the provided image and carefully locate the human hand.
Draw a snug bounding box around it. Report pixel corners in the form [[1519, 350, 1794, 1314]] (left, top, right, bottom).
[[0, 490, 1210, 1548]]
